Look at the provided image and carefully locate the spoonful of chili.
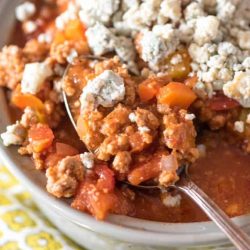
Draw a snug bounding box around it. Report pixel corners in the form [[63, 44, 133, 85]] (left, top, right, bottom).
[[61, 55, 250, 250]]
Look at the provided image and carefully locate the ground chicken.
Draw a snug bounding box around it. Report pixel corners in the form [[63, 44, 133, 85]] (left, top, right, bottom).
[[100, 105, 131, 136], [134, 108, 160, 130], [50, 40, 89, 64], [46, 155, 85, 198], [97, 133, 130, 161], [0, 46, 26, 89], [193, 99, 240, 131], [112, 151, 132, 174], [162, 108, 198, 162], [23, 39, 50, 62], [20, 107, 39, 128], [80, 110, 104, 150]]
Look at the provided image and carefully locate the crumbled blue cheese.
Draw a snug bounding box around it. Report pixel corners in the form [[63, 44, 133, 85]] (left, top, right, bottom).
[[77, 0, 120, 26], [217, 42, 237, 57], [86, 23, 116, 56], [129, 113, 137, 123], [55, 3, 78, 30], [158, 0, 181, 23], [223, 71, 250, 108], [185, 113, 196, 121], [80, 152, 94, 169], [23, 21, 38, 34], [162, 193, 181, 207], [86, 23, 138, 73], [15, 2, 36, 22], [66, 49, 78, 64], [38, 33, 52, 44], [70, 0, 250, 100], [184, 2, 205, 20], [121, 0, 161, 31], [1, 122, 26, 146], [140, 24, 179, 69], [21, 62, 53, 95], [170, 54, 182, 65], [80, 70, 125, 110], [114, 36, 139, 74], [140, 31, 167, 67], [138, 126, 150, 133], [234, 121, 244, 133], [194, 16, 220, 45], [216, 0, 236, 22], [188, 40, 248, 93]]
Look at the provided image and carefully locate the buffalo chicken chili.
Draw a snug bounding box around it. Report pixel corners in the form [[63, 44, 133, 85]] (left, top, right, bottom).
[[1, 0, 250, 221]]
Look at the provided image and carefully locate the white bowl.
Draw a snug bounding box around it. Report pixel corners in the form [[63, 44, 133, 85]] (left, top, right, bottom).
[[0, 1, 250, 249]]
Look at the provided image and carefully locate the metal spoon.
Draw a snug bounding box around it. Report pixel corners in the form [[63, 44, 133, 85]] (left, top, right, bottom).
[[61, 56, 250, 250]]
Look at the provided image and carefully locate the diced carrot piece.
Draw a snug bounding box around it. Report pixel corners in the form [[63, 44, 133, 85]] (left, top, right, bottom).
[[53, 31, 66, 45], [138, 82, 160, 102], [65, 19, 86, 41], [95, 165, 115, 193], [128, 154, 162, 185], [157, 82, 197, 109], [28, 124, 54, 153], [53, 19, 87, 45], [138, 76, 171, 102], [12, 93, 44, 111]]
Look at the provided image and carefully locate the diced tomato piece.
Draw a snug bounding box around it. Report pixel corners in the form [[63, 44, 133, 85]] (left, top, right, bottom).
[[157, 82, 197, 109], [208, 95, 240, 111], [55, 142, 79, 156], [45, 142, 79, 168], [72, 181, 117, 220], [128, 154, 163, 185], [95, 165, 115, 193], [28, 124, 54, 153]]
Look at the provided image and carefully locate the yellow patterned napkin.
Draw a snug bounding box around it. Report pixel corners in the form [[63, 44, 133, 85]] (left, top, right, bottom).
[[0, 164, 85, 250]]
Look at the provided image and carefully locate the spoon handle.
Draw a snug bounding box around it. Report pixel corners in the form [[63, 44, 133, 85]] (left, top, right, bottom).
[[177, 180, 250, 250]]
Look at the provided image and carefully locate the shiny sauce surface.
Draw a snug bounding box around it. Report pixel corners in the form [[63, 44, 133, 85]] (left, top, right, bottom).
[[133, 134, 250, 222]]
